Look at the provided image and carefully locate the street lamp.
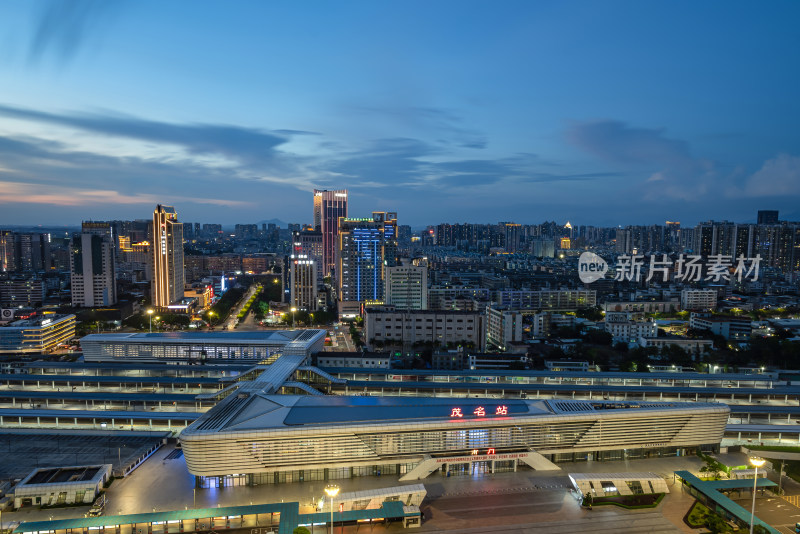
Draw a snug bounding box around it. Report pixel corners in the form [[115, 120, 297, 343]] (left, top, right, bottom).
[[324, 484, 339, 534], [291, 307, 297, 329], [147, 309, 154, 332], [749, 457, 766, 534], [155, 316, 160, 331]]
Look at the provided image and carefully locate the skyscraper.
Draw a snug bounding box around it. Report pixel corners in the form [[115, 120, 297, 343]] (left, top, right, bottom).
[[152, 205, 185, 307], [70, 222, 117, 307], [313, 189, 348, 277], [337, 212, 397, 305]]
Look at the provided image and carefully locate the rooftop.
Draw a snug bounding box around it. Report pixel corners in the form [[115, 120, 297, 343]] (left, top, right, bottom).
[[8, 314, 75, 328], [81, 329, 325, 344]]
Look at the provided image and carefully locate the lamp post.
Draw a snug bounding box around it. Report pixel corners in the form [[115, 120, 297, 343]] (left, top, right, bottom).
[[324, 484, 339, 534], [291, 307, 297, 329], [155, 316, 160, 331], [750, 457, 766, 534], [147, 309, 154, 333]]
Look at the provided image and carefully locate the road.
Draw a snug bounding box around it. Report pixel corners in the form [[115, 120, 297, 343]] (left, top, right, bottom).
[[224, 285, 261, 331]]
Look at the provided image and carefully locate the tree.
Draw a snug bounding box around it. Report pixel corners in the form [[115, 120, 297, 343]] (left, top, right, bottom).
[[293, 528, 311, 534]]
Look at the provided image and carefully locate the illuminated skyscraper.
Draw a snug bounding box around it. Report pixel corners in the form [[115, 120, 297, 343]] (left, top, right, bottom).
[[70, 222, 117, 307], [313, 189, 348, 277], [337, 212, 397, 305], [151, 205, 185, 307]]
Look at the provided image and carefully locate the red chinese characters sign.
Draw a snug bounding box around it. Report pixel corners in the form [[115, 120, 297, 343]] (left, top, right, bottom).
[[450, 405, 508, 418]]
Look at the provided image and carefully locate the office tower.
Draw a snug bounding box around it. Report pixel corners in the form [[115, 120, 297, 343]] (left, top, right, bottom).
[[289, 255, 318, 311], [337, 212, 396, 304], [0, 231, 15, 272], [313, 189, 348, 276], [385, 260, 428, 310], [757, 210, 779, 225], [504, 223, 521, 253], [70, 222, 117, 307], [152, 205, 185, 307]]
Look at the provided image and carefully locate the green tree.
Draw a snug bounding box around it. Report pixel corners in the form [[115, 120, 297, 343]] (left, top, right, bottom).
[[293, 527, 311, 534]]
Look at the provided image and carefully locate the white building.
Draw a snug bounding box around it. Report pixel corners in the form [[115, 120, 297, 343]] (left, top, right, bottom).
[[486, 306, 523, 350], [70, 223, 117, 307], [604, 311, 657, 343], [385, 262, 428, 310], [289, 255, 318, 311], [681, 289, 718, 311]]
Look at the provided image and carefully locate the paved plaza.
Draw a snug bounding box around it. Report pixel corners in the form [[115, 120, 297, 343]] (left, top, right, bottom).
[[3, 445, 715, 533]]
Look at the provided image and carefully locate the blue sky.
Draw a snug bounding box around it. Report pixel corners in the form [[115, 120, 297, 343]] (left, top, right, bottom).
[[0, 0, 798, 227]]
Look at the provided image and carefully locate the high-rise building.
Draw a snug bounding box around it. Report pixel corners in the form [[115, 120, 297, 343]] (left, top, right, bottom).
[[152, 205, 185, 307], [292, 230, 324, 285], [0, 231, 15, 272], [757, 210, 779, 225], [289, 255, 318, 312], [385, 260, 428, 310], [70, 222, 117, 307], [15, 233, 50, 272], [504, 223, 521, 253], [313, 189, 348, 276], [337, 212, 397, 304]]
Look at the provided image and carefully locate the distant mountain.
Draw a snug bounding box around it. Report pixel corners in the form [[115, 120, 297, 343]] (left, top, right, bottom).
[[256, 218, 288, 227]]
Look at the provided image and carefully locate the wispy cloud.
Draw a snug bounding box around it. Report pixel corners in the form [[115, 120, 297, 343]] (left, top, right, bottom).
[[27, 0, 123, 65], [0, 180, 252, 208]]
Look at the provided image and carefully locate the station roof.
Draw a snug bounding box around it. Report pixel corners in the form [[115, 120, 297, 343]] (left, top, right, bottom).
[[22, 361, 251, 373], [0, 408, 202, 420], [339, 379, 799, 396], [0, 374, 223, 384], [184, 394, 725, 435], [320, 367, 777, 382], [0, 390, 197, 402]]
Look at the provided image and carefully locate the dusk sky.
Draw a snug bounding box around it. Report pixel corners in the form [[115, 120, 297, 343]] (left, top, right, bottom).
[[0, 1, 799, 228]]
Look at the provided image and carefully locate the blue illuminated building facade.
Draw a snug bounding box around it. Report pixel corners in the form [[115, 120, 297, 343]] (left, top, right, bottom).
[[337, 212, 397, 304]]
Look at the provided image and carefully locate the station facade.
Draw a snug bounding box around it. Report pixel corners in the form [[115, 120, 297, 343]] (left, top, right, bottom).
[[181, 395, 729, 487]]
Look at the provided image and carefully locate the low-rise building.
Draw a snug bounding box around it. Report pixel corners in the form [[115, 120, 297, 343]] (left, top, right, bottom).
[[532, 312, 576, 338], [681, 289, 718, 311], [603, 312, 657, 343], [494, 289, 596, 310], [637, 336, 713, 355], [12, 465, 112, 508], [365, 308, 486, 351], [0, 314, 76, 354], [689, 313, 752, 340]]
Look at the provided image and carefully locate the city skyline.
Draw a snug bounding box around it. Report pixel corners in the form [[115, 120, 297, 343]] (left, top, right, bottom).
[[0, 1, 799, 226]]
